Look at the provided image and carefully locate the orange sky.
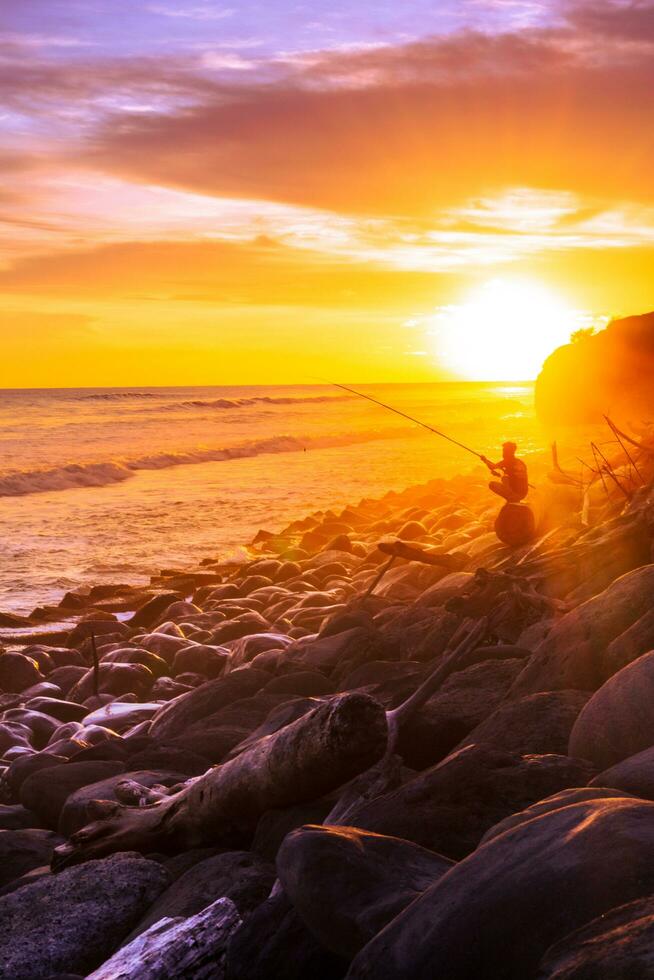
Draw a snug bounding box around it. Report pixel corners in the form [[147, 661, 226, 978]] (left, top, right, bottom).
[[1, 1, 654, 386]]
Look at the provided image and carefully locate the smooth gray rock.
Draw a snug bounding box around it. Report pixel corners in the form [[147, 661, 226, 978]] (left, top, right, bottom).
[[537, 894, 654, 978], [277, 824, 454, 958], [0, 852, 170, 979], [125, 850, 275, 942], [346, 797, 654, 980], [456, 690, 590, 757], [345, 743, 595, 859], [397, 658, 523, 769], [591, 744, 654, 800], [569, 650, 654, 769], [20, 760, 125, 828], [0, 829, 62, 889]]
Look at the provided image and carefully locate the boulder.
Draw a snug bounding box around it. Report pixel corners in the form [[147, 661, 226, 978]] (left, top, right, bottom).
[[397, 659, 523, 769], [346, 797, 654, 980], [82, 702, 161, 733], [225, 892, 347, 980], [148, 669, 271, 741], [479, 787, 633, 845], [494, 503, 536, 546], [456, 690, 590, 757], [590, 744, 654, 800], [128, 592, 183, 629], [510, 565, 654, 696], [345, 743, 595, 859], [25, 697, 87, 723], [0, 804, 42, 830], [20, 760, 125, 829], [537, 894, 654, 978], [68, 663, 153, 703], [569, 650, 654, 769], [0, 828, 63, 889], [126, 745, 210, 777], [4, 752, 67, 799], [278, 825, 454, 958], [124, 850, 275, 942], [0, 853, 169, 979], [171, 644, 228, 678], [252, 800, 334, 861], [0, 653, 43, 693], [101, 648, 169, 679]]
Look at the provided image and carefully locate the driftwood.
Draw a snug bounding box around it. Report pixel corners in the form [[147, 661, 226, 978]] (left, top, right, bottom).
[[86, 897, 241, 980], [52, 692, 387, 869], [324, 618, 489, 826], [377, 539, 466, 568]]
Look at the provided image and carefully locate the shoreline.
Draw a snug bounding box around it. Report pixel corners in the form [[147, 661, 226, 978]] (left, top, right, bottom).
[[1, 437, 654, 976]]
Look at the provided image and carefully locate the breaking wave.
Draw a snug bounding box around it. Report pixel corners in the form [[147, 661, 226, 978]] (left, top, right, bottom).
[[0, 427, 413, 498], [171, 394, 352, 411]]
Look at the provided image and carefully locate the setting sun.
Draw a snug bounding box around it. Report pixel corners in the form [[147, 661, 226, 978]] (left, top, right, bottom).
[[430, 279, 583, 381]]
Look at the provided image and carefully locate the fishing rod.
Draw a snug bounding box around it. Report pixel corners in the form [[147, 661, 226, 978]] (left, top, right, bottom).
[[322, 380, 486, 461]]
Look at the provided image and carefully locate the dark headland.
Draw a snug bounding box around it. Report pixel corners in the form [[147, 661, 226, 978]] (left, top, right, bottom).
[[2, 375, 654, 976]]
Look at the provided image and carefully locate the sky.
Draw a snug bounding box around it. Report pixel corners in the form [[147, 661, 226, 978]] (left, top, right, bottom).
[[1, 0, 654, 386]]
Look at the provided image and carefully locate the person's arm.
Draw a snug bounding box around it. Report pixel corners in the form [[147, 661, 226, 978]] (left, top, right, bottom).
[[481, 456, 503, 473]]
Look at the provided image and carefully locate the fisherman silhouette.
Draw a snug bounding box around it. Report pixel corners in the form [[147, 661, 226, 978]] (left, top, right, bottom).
[[481, 441, 528, 503]]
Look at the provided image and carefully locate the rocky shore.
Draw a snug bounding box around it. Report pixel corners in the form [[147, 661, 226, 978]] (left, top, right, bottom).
[[2, 438, 654, 979]]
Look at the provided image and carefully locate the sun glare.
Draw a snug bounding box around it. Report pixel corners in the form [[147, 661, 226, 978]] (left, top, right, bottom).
[[431, 279, 581, 381]]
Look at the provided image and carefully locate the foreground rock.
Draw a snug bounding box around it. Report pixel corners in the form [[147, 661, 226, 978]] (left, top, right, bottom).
[[345, 743, 594, 859], [277, 824, 454, 958], [347, 797, 654, 979], [125, 850, 275, 942], [510, 566, 654, 696], [537, 894, 654, 978], [0, 853, 170, 979], [569, 650, 654, 769]]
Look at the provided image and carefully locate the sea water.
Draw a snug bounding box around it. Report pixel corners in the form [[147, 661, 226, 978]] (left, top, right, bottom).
[[0, 383, 543, 614]]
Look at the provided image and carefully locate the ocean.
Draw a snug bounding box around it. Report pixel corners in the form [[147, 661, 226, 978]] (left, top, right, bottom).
[[0, 383, 543, 615]]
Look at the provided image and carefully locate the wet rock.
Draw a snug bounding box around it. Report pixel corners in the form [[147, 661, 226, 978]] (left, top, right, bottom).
[[171, 644, 228, 678], [126, 745, 209, 777], [225, 892, 347, 980], [346, 743, 595, 859], [0, 804, 42, 830], [590, 744, 654, 800], [68, 663, 153, 703], [82, 701, 161, 733], [569, 650, 654, 769], [397, 659, 523, 769], [495, 503, 536, 546], [3, 752, 66, 800], [25, 697, 88, 722], [20, 760, 125, 829], [264, 671, 334, 697], [479, 787, 632, 845], [278, 824, 454, 958], [0, 853, 170, 979], [128, 592, 184, 629], [0, 653, 44, 693], [0, 828, 62, 889], [456, 690, 590, 757], [510, 565, 654, 696], [148, 668, 271, 741], [347, 797, 654, 980], [124, 850, 275, 943], [101, 648, 168, 678], [20, 681, 62, 699], [538, 894, 654, 979], [48, 666, 87, 695], [252, 800, 333, 861]]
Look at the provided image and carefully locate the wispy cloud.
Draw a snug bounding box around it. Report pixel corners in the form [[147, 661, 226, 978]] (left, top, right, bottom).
[[147, 4, 235, 21]]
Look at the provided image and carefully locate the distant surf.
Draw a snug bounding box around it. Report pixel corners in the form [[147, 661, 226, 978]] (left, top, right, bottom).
[[0, 427, 413, 498]]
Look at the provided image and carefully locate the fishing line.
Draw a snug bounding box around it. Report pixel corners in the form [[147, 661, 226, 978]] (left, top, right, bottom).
[[317, 379, 486, 461]]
